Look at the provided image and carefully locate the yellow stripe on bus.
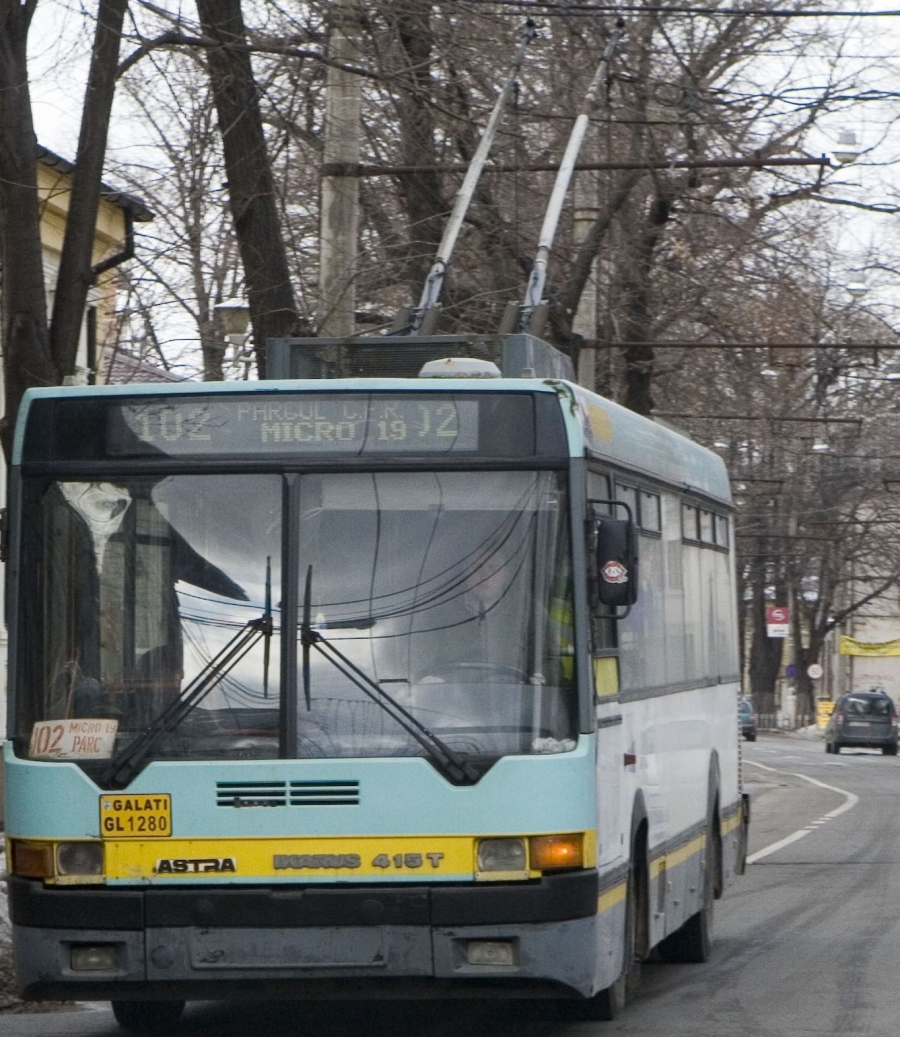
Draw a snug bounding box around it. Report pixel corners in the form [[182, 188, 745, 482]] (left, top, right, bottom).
[[721, 811, 742, 835], [597, 882, 627, 913], [649, 833, 706, 880]]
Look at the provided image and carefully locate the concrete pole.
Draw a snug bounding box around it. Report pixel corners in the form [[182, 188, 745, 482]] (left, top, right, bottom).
[[318, 0, 362, 338], [574, 160, 599, 390]]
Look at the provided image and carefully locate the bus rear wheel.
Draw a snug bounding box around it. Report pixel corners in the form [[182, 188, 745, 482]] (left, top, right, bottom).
[[111, 1000, 185, 1035]]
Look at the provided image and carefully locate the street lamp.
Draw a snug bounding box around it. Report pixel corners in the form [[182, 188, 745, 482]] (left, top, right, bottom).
[[214, 297, 252, 375], [832, 129, 861, 166], [214, 297, 251, 337], [846, 279, 868, 299]]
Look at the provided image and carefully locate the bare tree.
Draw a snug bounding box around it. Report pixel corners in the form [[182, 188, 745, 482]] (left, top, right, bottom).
[[0, 0, 130, 456], [194, 0, 299, 375], [113, 51, 239, 380], [49, 0, 128, 377]]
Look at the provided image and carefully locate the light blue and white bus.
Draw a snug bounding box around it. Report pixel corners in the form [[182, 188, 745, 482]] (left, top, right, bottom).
[[4, 370, 746, 1031]]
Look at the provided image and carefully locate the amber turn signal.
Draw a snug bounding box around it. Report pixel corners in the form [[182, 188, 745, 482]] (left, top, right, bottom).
[[529, 834, 583, 870], [10, 840, 54, 879]]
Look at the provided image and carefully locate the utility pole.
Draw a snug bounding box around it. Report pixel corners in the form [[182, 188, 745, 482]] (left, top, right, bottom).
[[573, 157, 599, 390], [318, 0, 362, 338], [573, 25, 617, 390]]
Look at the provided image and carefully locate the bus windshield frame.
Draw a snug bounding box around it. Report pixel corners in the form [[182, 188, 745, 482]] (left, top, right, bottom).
[[11, 391, 577, 786]]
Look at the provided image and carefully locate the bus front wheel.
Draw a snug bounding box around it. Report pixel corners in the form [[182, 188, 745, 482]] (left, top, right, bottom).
[[581, 858, 643, 1020], [111, 1000, 185, 1035]]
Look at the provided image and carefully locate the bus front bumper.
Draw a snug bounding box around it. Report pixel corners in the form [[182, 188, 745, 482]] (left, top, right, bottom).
[[9, 870, 609, 1001]]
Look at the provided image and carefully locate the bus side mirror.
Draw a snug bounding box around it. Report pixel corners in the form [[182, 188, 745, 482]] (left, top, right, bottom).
[[588, 503, 638, 615], [595, 518, 638, 608]]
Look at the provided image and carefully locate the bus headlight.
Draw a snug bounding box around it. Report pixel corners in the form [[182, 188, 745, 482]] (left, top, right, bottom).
[[56, 842, 104, 876], [529, 834, 583, 870], [477, 838, 526, 872]]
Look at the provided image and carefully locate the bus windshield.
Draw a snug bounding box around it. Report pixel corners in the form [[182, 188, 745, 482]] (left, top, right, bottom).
[[17, 469, 576, 776]]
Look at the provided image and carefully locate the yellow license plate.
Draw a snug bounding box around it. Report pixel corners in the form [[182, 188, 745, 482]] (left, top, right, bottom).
[[100, 794, 172, 839]]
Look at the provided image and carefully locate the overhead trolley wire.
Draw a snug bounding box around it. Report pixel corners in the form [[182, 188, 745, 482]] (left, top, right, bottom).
[[453, 1, 900, 16]]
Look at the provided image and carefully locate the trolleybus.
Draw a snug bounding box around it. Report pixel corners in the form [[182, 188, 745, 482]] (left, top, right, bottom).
[[4, 371, 747, 1030]]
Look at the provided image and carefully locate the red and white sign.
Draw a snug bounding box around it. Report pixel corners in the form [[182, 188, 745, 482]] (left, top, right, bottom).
[[766, 606, 790, 638], [601, 561, 629, 584], [29, 718, 119, 760]]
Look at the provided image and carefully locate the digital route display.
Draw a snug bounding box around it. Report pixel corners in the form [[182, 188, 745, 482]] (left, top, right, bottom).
[[107, 395, 481, 456], [22, 392, 564, 463]]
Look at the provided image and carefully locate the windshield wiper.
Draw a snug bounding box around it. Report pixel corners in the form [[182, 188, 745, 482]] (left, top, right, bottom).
[[301, 565, 479, 785], [103, 567, 274, 790]]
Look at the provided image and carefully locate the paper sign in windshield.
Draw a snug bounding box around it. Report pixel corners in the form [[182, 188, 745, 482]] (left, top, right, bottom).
[[29, 719, 119, 760]]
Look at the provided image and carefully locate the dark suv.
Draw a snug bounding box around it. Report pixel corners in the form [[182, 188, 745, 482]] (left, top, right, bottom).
[[825, 690, 898, 755]]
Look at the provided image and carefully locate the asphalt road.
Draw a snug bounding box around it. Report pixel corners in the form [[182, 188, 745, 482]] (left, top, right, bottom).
[[4, 730, 897, 1037]]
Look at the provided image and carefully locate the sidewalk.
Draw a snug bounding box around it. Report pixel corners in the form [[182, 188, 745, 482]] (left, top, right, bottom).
[[0, 848, 18, 1010], [757, 723, 822, 739]]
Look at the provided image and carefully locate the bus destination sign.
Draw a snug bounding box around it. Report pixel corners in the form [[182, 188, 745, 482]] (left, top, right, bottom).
[[108, 395, 480, 457]]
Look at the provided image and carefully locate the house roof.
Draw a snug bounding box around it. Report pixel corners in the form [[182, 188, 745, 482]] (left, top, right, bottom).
[[37, 145, 154, 223], [103, 349, 189, 384]]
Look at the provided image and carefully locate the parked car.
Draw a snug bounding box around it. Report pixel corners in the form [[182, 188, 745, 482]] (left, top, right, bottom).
[[824, 690, 899, 755], [740, 698, 758, 741]]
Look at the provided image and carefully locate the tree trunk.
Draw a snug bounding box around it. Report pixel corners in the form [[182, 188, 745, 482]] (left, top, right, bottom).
[[620, 193, 671, 416], [794, 623, 827, 725], [49, 0, 127, 380], [747, 562, 784, 716], [793, 650, 817, 724], [0, 0, 57, 459], [393, 7, 445, 298], [553, 170, 643, 372], [195, 0, 298, 377]]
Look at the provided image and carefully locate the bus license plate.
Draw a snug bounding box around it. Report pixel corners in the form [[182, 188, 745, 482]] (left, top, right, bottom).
[[100, 794, 172, 839]]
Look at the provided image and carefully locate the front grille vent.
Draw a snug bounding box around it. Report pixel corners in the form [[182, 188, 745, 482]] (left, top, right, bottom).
[[291, 780, 360, 806], [217, 781, 287, 807], [216, 780, 360, 807]]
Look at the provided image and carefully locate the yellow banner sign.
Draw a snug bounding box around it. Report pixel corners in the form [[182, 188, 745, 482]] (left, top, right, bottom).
[[839, 635, 900, 657]]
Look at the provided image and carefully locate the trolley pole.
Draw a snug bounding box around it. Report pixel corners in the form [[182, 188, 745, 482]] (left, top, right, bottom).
[[519, 23, 624, 333], [407, 21, 537, 334]]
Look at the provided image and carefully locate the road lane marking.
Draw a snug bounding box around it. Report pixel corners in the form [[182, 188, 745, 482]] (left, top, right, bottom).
[[744, 759, 859, 864]]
